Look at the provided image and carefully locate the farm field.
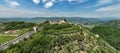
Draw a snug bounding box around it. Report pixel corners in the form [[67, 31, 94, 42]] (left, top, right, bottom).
[[0, 36, 16, 44]]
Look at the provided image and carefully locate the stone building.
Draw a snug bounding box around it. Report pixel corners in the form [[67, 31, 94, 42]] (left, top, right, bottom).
[[49, 19, 67, 24]]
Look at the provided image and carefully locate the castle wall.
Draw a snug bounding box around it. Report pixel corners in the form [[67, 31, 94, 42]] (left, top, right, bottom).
[[49, 19, 66, 24]]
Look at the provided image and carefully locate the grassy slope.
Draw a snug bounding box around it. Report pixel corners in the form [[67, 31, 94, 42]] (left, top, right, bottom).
[[0, 36, 16, 44], [1, 23, 118, 53], [90, 26, 120, 50], [0, 28, 31, 44]]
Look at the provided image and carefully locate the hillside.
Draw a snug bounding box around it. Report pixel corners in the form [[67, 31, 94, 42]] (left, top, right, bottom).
[[0, 21, 37, 45], [102, 20, 120, 28], [90, 26, 120, 50], [0, 23, 118, 53]]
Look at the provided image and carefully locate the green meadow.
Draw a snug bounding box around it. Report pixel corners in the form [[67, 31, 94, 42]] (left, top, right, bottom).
[[0, 36, 16, 44]]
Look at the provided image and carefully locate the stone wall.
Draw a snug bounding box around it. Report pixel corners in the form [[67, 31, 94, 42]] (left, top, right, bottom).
[[49, 19, 67, 24]]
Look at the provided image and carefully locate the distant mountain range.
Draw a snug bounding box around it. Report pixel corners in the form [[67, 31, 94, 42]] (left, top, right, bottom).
[[0, 17, 120, 24], [102, 20, 120, 28]]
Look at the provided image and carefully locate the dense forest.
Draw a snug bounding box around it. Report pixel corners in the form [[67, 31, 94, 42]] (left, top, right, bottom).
[[91, 26, 120, 50], [0, 23, 118, 53]]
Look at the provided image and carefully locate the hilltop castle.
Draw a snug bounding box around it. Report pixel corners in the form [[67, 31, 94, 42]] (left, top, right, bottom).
[[49, 19, 67, 24]]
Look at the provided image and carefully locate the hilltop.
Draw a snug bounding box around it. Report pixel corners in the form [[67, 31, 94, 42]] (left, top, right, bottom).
[[0, 21, 119, 53]]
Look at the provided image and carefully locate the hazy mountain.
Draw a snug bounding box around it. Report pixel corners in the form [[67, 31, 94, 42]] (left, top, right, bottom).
[[0, 17, 102, 23], [98, 17, 120, 22], [101, 20, 120, 28]]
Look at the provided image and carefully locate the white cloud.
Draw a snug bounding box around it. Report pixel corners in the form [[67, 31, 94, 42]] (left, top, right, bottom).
[[0, 5, 100, 18], [96, 5, 120, 12], [68, 0, 73, 2], [32, 0, 40, 4], [96, 4, 120, 17], [95, 0, 113, 6], [4, 0, 20, 7], [68, 0, 88, 3], [44, 2, 54, 8], [42, 0, 88, 8], [78, 0, 88, 3], [0, 5, 43, 17], [8, 1, 20, 7]]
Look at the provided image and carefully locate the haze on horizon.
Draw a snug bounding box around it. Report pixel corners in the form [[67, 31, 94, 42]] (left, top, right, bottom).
[[0, 0, 120, 18]]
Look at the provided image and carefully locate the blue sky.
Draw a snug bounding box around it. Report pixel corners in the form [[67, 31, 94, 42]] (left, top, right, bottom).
[[0, 0, 120, 18]]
